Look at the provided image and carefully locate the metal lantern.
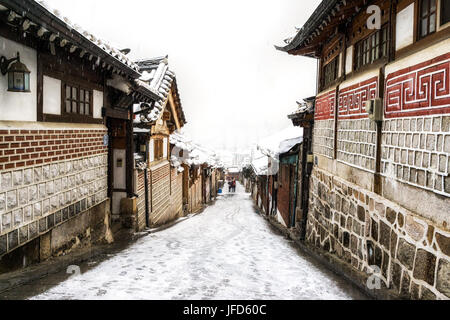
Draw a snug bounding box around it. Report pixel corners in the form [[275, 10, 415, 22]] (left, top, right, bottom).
[[0, 52, 31, 92]]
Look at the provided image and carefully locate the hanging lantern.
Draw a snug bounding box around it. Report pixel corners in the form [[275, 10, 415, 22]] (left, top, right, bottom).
[[0, 52, 31, 92]]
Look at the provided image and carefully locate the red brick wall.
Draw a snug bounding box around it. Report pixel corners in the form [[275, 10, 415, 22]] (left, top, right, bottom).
[[0, 128, 107, 171]]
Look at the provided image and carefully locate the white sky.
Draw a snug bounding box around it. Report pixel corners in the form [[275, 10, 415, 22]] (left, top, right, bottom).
[[45, 0, 321, 153]]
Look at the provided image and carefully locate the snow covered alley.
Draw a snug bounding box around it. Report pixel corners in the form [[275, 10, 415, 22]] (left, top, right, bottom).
[[5, 183, 367, 300]]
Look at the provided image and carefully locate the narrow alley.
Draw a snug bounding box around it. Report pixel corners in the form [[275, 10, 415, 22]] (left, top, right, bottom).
[[1, 183, 367, 300]]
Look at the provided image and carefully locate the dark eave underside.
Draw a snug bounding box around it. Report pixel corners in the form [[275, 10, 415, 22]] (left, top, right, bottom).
[[276, 0, 367, 57], [0, 0, 141, 78]]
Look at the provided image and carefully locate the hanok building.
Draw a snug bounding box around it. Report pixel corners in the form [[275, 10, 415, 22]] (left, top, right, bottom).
[[277, 0, 450, 299], [0, 0, 159, 269], [131, 57, 187, 230]]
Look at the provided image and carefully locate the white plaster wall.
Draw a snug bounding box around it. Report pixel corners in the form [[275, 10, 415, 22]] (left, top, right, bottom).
[[149, 139, 155, 162], [163, 137, 168, 158], [113, 149, 126, 189], [386, 37, 450, 75], [339, 68, 380, 89], [43, 76, 61, 115], [0, 36, 37, 121], [93, 90, 103, 119], [396, 3, 415, 51], [345, 45, 353, 75], [338, 53, 343, 78]]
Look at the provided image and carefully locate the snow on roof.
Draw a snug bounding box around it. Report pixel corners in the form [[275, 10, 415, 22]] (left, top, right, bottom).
[[134, 57, 177, 124], [257, 126, 303, 159], [169, 131, 224, 169], [251, 156, 268, 176], [35, 0, 140, 73]]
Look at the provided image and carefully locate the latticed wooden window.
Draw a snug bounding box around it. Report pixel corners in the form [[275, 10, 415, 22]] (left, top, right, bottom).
[[441, 0, 450, 26], [354, 24, 388, 71], [419, 0, 437, 39], [323, 55, 339, 88], [153, 139, 164, 160], [63, 82, 92, 116]]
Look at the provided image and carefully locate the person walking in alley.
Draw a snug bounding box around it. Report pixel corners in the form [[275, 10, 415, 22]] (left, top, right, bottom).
[[228, 179, 232, 193], [232, 178, 236, 193]]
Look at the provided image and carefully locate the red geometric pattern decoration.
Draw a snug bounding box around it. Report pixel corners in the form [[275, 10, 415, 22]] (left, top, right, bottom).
[[338, 76, 378, 120], [385, 53, 450, 118]]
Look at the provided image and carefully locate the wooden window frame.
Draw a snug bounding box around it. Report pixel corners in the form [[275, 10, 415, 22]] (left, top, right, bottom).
[[418, 0, 437, 39], [62, 81, 93, 118], [441, 0, 450, 26], [322, 55, 340, 89], [354, 24, 389, 72], [153, 138, 164, 161]]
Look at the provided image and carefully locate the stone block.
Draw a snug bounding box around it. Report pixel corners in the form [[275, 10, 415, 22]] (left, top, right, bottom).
[[6, 190, 17, 211], [343, 231, 350, 248], [23, 169, 33, 185], [39, 217, 47, 233], [421, 286, 436, 300], [426, 134, 435, 151], [371, 218, 379, 241], [12, 170, 23, 187], [432, 117, 441, 132], [397, 213, 404, 228], [0, 234, 7, 256], [1, 172, 12, 192], [415, 248, 437, 288], [386, 208, 397, 224], [19, 225, 28, 244], [390, 231, 398, 257], [401, 270, 411, 296], [357, 205, 365, 222], [7, 230, 18, 251], [397, 238, 415, 270], [18, 187, 28, 206], [436, 233, 450, 256], [379, 220, 391, 249], [29, 221, 38, 239], [0, 193, 5, 214], [405, 216, 425, 242], [436, 259, 450, 298]]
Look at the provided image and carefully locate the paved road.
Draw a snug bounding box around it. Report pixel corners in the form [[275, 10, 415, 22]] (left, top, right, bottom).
[[2, 183, 368, 300]]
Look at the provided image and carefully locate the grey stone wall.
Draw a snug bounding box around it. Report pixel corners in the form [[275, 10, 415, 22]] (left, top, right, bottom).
[[337, 119, 377, 172], [313, 119, 334, 159], [307, 167, 450, 299], [381, 116, 450, 197], [0, 155, 108, 257]]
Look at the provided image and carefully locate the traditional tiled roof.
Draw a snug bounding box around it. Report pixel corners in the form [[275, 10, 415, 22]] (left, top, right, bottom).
[[0, 0, 141, 77], [169, 132, 224, 169], [133, 56, 180, 125]]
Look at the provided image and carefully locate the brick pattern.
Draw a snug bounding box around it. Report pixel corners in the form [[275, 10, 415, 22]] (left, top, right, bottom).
[[308, 167, 450, 300], [381, 116, 450, 196], [150, 163, 171, 226], [313, 119, 334, 159], [0, 150, 108, 257], [169, 167, 183, 218], [337, 119, 377, 172], [0, 129, 107, 171], [136, 169, 149, 231]]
